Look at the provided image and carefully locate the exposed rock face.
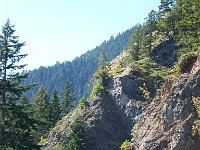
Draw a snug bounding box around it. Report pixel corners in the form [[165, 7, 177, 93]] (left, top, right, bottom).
[[109, 68, 150, 123], [44, 48, 200, 150], [131, 52, 200, 150], [84, 94, 132, 150], [44, 93, 133, 150], [44, 52, 150, 150], [43, 111, 78, 149], [150, 37, 178, 67]]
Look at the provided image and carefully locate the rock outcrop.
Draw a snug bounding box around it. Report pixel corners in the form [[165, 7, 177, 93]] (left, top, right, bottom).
[[150, 37, 178, 67], [44, 93, 132, 150], [44, 52, 151, 150], [131, 52, 200, 150], [44, 45, 200, 150]]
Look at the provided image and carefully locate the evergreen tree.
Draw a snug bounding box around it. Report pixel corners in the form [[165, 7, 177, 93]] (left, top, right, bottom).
[[175, 0, 200, 54], [33, 86, 50, 141], [98, 50, 107, 69], [61, 81, 76, 117], [157, 0, 176, 36], [65, 115, 90, 150], [158, 0, 175, 18], [144, 10, 158, 53], [49, 88, 61, 127], [0, 19, 39, 149], [78, 98, 87, 109], [128, 24, 144, 61]]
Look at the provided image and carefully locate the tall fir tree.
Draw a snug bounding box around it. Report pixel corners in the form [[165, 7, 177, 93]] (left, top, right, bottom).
[[33, 86, 50, 141], [98, 50, 107, 69], [158, 0, 175, 18], [144, 10, 158, 54], [175, 0, 200, 55], [128, 24, 144, 61], [65, 115, 90, 150], [49, 88, 61, 127], [157, 0, 176, 36], [0, 19, 39, 149], [61, 81, 76, 117]]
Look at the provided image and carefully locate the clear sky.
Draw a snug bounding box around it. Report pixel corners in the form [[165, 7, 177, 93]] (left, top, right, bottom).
[[0, 0, 160, 70]]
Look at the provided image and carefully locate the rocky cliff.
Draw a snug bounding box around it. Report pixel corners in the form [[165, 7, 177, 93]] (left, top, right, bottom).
[[150, 37, 178, 67], [43, 51, 152, 150], [131, 51, 200, 150], [44, 92, 135, 150], [43, 46, 200, 150]]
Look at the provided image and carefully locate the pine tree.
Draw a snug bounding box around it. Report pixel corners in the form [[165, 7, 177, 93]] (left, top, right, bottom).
[[65, 115, 90, 150], [49, 88, 61, 127], [128, 24, 144, 61], [144, 10, 158, 53], [61, 81, 76, 117], [158, 0, 175, 18], [175, 0, 200, 54], [157, 0, 176, 36], [78, 98, 87, 109], [98, 50, 107, 69], [33, 86, 50, 141], [0, 19, 39, 149]]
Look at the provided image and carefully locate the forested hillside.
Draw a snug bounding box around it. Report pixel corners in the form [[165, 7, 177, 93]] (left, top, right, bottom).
[[1, 0, 199, 149], [23, 30, 132, 101]]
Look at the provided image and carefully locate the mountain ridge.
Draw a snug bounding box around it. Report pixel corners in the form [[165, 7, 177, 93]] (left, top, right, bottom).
[[24, 29, 132, 101]]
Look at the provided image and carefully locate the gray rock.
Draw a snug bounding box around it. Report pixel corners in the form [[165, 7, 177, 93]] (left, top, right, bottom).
[[43, 93, 132, 150], [150, 37, 178, 67], [131, 52, 200, 150]]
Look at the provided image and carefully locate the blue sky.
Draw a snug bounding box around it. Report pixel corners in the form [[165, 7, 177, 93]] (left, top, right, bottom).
[[0, 0, 160, 70]]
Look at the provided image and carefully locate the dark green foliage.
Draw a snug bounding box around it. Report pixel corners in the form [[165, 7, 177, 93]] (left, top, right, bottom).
[[90, 55, 109, 100], [61, 81, 76, 117], [144, 10, 158, 53], [158, 0, 175, 17], [98, 50, 107, 68], [0, 19, 39, 149], [175, 0, 200, 55], [33, 86, 50, 140], [65, 115, 90, 150], [3, 102, 39, 150], [157, 0, 176, 36], [49, 89, 61, 127], [128, 24, 145, 61], [23, 29, 132, 101], [78, 98, 87, 109]]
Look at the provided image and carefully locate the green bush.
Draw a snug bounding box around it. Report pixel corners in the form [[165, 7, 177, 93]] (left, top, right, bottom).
[[78, 98, 87, 109], [90, 83, 105, 99], [111, 64, 122, 75], [120, 140, 131, 150], [89, 64, 109, 100], [139, 83, 150, 100], [55, 144, 65, 150], [131, 123, 139, 136], [38, 136, 46, 146]]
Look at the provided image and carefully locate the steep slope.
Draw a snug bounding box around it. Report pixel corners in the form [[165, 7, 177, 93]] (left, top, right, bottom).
[[23, 29, 132, 101], [44, 93, 132, 150], [150, 37, 178, 67], [131, 51, 200, 150], [43, 47, 174, 150], [43, 40, 200, 150]]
